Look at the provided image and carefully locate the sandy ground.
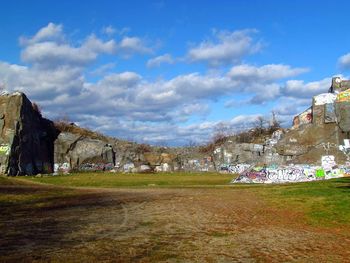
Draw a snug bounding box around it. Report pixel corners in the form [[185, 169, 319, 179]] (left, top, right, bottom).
[[1, 184, 350, 262]]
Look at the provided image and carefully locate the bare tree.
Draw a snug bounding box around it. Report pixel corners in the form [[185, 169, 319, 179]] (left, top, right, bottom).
[[269, 111, 281, 131], [213, 122, 230, 144], [255, 116, 267, 135]]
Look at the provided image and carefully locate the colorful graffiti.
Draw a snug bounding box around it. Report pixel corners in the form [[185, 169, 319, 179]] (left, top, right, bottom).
[[0, 144, 10, 156], [336, 89, 350, 102], [220, 163, 251, 174], [232, 157, 348, 184], [54, 162, 70, 174], [293, 108, 312, 128]]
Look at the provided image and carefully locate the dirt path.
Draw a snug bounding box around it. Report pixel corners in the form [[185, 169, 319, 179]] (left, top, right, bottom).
[[1, 184, 350, 262]]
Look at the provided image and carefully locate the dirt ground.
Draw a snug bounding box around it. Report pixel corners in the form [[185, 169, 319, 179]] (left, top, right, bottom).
[[1, 183, 350, 262]]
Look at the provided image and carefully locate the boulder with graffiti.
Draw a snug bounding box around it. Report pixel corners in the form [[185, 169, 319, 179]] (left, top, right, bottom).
[[0, 92, 59, 175], [232, 153, 348, 184]]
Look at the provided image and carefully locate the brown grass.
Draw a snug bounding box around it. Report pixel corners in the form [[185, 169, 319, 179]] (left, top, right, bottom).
[[54, 120, 109, 141]]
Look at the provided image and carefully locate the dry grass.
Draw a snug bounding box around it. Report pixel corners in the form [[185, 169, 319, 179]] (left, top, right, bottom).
[[54, 120, 109, 141]]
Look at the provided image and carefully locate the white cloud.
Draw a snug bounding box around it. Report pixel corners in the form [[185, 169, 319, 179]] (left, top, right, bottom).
[[0, 23, 317, 145], [90, 63, 116, 76], [102, 25, 116, 36], [228, 64, 309, 83], [338, 52, 350, 69], [282, 77, 331, 98], [147, 54, 174, 68], [20, 23, 153, 69], [187, 29, 262, 67], [118, 36, 153, 56], [21, 32, 116, 69], [19, 22, 64, 45], [102, 26, 130, 36]]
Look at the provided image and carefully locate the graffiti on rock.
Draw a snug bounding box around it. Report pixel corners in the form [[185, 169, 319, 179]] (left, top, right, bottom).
[[220, 163, 251, 174], [321, 155, 336, 170], [79, 163, 114, 171], [336, 89, 350, 102], [313, 93, 336, 106], [293, 108, 312, 128], [54, 162, 70, 174], [0, 144, 10, 156], [232, 159, 347, 184], [324, 103, 337, 123]]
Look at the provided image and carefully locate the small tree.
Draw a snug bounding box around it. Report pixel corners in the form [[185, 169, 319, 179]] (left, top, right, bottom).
[[255, 116, 267, 135], [213, 122, 230, 144], [269, 111, 281, 131]]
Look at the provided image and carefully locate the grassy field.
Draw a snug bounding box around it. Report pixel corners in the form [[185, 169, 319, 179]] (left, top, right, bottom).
[[259, 177, 350, 227], [1, 174, 350, 262], [9, 173, 350, 226], [24, 172, 235, 187]]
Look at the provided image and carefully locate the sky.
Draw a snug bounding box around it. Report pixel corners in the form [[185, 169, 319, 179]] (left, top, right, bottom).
[[1, 0, 350, 146]]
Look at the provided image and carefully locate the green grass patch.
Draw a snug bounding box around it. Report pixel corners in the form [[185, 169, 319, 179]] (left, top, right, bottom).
[[258, 177, 350, 227], [22, 172, 234, 188]]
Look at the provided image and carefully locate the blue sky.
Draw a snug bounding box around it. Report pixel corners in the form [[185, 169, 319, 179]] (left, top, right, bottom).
[[1, 0, 350, 145]]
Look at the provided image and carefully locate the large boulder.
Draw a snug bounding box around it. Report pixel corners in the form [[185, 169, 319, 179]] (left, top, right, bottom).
[[54, 132, 115, 171], [0, 92, 58, 175]]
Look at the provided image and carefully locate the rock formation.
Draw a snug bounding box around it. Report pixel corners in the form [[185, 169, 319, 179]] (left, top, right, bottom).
[[0, 92, 58, 175]]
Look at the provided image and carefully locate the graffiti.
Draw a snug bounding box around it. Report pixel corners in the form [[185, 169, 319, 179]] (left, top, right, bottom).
[[266, 129, 283, 146], [0, 144, 10, 156], [321, 155, 336, 170], [331, 77, 350, 93], [336, 89, 350, 102], [123, 162, 135, 172], [324, 103, 336, 123], [315, 168, 325, 178], [339, 139, 350, 160], [335, 101, 350, 132], [313, 93, 336, 106], [266, 167, 311, 183], [293, 108, 312, 128], [140, 164, 151, 172], [79, 163, 114, 171], [54, 162, 70, 174], [220, 163, 250, 174], [232, 162, 347, 184]]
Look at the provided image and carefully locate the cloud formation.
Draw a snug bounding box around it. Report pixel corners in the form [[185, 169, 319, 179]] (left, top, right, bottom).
[[338, 52, 350, 69], [187, 29, 262, 67], [147, 54, 174, 68], [0, 23, 323, 145]]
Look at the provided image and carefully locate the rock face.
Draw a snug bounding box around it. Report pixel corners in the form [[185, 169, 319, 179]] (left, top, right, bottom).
[[276, 78, 350, 165], [54, 132, 116, 171], [0, 92, 58, 175]]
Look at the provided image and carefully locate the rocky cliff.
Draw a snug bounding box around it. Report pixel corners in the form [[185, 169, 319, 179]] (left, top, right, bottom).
[[0, 92, 58, 175]]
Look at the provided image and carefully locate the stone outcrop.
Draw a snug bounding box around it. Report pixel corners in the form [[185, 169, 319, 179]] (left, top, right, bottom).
[[54, 132, 115, 171], [276, 77, 350, 165], [0, 92, 58, 175]]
